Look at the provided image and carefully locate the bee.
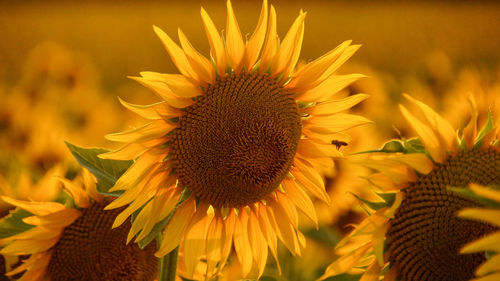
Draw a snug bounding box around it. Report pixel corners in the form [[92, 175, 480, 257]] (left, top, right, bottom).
[[331, 140, 348, 150]]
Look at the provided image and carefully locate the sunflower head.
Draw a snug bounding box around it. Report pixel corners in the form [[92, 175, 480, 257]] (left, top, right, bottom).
[[321, 94, 499, 281], [0, 169, 157, 281], [100, 0, 370, 279]]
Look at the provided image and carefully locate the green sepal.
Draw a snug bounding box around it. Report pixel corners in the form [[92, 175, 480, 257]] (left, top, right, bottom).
[[353, 138, 425, 155], [0, 208, 35, 239], [137, 188, 192, 249], [351, 192, 396, 211], [485, 250, 496, 260], [474, 111, 494, 148], [65, 141, 133, 196], [449, 187, 500, 208]]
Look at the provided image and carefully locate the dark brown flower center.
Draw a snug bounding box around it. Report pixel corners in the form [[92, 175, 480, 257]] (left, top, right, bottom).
[[386, 148, 500, 281], [47, 201, 157, 281], [171, 72, 301, 208]]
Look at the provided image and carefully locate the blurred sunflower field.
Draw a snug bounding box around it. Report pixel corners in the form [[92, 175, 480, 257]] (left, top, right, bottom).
[[0, 1, 499, 281]]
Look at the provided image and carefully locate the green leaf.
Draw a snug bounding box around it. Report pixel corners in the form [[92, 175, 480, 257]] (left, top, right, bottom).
[[474, 111, 494, 148], [0, 208, 34, 239], [137, 188, 192, 249], [65, 141, 133, 195], [351, 192, 395, 210], [402, 138, 425, 154]]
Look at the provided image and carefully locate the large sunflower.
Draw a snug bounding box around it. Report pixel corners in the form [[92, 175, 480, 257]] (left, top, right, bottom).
[[101, 0, 369, 278], [0, 169, 157, 281], [321, 94, 499, 281], [458, 184, 500, 281]]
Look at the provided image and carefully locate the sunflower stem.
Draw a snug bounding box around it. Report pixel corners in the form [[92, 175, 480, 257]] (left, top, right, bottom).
[[158, 238, 179, 281]]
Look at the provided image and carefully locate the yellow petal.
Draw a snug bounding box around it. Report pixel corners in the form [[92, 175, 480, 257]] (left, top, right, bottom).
[[111, 187, 157, 230], [296, 74, 366, 102], [200, 7, 226, 76], [461, 232, 500, 253], [219, 208, 236, 271], [118, 97, 181, 120], [22, 208, 81, 228], [152, 25, 197, 81], [129, 75, 194, 108], [110, 151, 165, 192], [273, 191, 299, 229], [156, 197, 196, 257], [259, 5, 277, 73], [127, 200, 154, 243], [205, 213, 223, 277], [82, 169, 103, 203], [161, 73, 202, 98], [297, 138, 343, 158], [233, 208, 253, 277], [302, 94, 369, 116], [4, 225, 61, 241], [303, 114, 373, 134], [268, 199, 300, 256], [248, 210, 268, 278], [282, 179, 317, 226], [58, 178, 89, 208], [270, 10, 306, 78], [1, 236, 59, 255], [99, 138, 167, 161], [469, 184, 500, 203], [399, 104, 445, 163], [476, 254, 500, 276], [471, 273, 500, 281], [256, 204, 280, 274], [1, 197, 65, 216], [389, 153, 434, 174], [244, 0, 268, 70], [290, 166, 330, 203], [105, 119, 174, 143], [287, 40, 352, 91], [225, 0, 245, 72], [318, 44, 361, 81], [459, 208, 500, 227], [178, 28, 214, 85], [184, 204, 212, 276], [320, 242, 372, 279], [359, 260, 383, 281], [403, 93, 457, 152]]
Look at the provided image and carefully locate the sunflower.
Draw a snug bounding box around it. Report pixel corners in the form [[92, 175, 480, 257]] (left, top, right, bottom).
[[0, 169, 157, 281], [458, 184, 500, 281], [321, 94, 500, 281], [100, 0, 368, 279]]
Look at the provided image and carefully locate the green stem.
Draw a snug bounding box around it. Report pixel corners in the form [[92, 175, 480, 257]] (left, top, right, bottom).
[[158, 240, 179, 281]]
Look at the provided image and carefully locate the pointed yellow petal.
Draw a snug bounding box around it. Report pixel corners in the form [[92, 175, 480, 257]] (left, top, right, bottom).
[[290, 166, 329, 203], [248, 210, 268, 278], [267, 202, 300, 256], [233, 208, 253, 277], [152, 25, 198, 81], [403, 93, 457, 152], [225, 0, 245, 72], [127, 200, 154, 243], [273, 191, 299, 229], [156, 197, 196, 257], [219, 208, 236, 271], [111, 187, 157, 230], [296, 74, 366, 102], [1, 197, 65, 216], [129, 76, 194, 108], [161, 74, 202, 98], [99, 138, 167, 161], [297, 138, 343, 158], [320, 243, 372, 279], [359, 260, 383, 281], [110, 151, 165, 191], [118, 97, 181, 120], [184, 204, 212, 276], [282, 179, 318, 226], [1, 236, 60, 255], [389, 153, 434, 174], [303, 94, 369, 116], [287, 40, 352, 90], [476, 254, 500, 276], [459, 208, 500, 227], [178, 29, 215, 85], [461, 232, 500, 253], [259, 5, 277, 73], [270, 11, 306, 78], [58, 178, 89, 208], [471, 272, 500, 281], [303, 114, 373, 134], [82, 169, 103, 203], [22, 208, 81, 228], [244, 0, 268, 70], [469, 184, 500, 203], [257, 204, 280, 274], [205, 213, 223, 277], [200, 7, 226, 76], [399, 104, 445, 163], [319, 44, 361, 81], [105, 119, 174, 143]]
